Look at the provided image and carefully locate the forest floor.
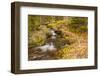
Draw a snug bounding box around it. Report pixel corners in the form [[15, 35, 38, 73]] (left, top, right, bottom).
[[64, 33, 88, 59]]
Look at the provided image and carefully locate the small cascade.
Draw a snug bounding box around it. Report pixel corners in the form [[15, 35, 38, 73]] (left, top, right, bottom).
[[48, 29, 57, 51], [35, 29, 57, 52]]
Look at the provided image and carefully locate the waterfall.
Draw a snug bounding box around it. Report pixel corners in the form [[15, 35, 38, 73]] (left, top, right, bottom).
[[35, 29, 57, 52]]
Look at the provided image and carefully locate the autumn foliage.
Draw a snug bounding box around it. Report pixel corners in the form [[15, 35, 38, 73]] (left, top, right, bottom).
[[28, 15, 88, 60]]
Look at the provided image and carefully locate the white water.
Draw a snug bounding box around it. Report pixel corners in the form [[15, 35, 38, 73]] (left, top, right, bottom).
[[35, 29, 57, 52]]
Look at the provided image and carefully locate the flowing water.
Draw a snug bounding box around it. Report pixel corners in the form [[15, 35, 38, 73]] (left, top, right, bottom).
[[35, 29, 57, 52]]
